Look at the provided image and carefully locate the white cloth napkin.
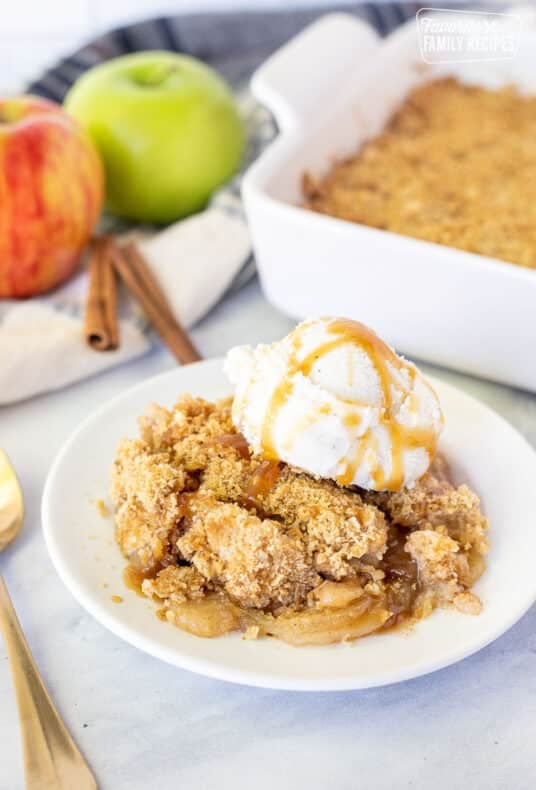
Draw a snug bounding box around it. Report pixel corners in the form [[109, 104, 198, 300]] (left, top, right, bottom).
[[0, 96, 275, 406]]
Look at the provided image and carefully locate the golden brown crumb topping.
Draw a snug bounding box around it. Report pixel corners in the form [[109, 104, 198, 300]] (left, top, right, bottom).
[[110, 395, 489, 645], [142, 565, 209, 604], [304, 78, 536, 270], [177, 493, 320, 609], [200, 454, 388, 580], [366, 455, 489, 556]]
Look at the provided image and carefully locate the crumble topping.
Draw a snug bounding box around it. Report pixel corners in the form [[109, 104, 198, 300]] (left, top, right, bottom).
[[111, 439, 186, 569], [200, 453, 388, 579], [110, 395, 489, 644], [177, 493, 320, 609], [304, 78, 536, 270], [366, 455, 490, 557]]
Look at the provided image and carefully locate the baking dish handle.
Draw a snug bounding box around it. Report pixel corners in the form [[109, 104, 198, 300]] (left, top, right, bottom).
[[251, 13, 380, 133]]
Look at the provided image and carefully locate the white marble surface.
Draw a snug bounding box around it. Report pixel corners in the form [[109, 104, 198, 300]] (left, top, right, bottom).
[[1, 279, 536, 790]]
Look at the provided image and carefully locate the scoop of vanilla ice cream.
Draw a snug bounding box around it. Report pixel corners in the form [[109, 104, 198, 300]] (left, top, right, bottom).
[[224, 318, 443, 491]]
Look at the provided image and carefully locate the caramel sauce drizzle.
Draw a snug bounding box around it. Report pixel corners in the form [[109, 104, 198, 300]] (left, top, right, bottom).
[[123, 565, 157, 596], [210, 432, 251, 459], [337, 428, 372, 487], [258, 319, 440, 491], [260, 378, 295, 460], [243, 460, 280, 511], [259, 330, 304, 459], [281, 402, 332, 454]]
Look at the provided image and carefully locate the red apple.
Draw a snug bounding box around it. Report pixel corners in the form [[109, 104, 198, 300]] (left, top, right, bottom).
[[0, 96, 104, 298]]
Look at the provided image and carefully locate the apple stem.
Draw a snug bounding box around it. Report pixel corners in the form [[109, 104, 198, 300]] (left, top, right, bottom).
[[134, 63, 177, 87]]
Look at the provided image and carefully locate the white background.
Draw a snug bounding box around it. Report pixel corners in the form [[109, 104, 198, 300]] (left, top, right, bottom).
[[0, 0, 359, 93]]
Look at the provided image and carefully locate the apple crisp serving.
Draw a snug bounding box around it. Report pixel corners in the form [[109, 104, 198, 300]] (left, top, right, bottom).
[[110, 395, 489, 645], [303, 77, 536, 270]]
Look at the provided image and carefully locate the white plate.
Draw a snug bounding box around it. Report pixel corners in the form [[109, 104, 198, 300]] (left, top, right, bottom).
[[42, 359, 536, 691]]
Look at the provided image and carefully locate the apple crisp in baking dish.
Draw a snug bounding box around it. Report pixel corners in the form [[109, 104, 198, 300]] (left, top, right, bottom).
[[303, 78, 536, 270]]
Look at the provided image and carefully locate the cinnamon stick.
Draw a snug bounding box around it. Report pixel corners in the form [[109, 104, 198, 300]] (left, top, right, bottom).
[[84, 236, 119, 351], [111, 241, 202, 365]]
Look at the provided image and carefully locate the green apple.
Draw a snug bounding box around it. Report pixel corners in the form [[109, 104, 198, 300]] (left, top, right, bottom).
[[64, 51, 244, 224]]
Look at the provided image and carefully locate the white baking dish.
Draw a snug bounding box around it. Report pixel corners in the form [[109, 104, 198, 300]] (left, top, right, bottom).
[[242, 11, 536, 392]]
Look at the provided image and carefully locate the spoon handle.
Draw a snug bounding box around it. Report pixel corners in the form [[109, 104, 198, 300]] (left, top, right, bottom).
[[0, 574, 97, 790]]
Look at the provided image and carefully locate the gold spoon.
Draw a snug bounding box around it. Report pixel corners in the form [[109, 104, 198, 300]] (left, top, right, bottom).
[[0, 449, 97, 789]]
